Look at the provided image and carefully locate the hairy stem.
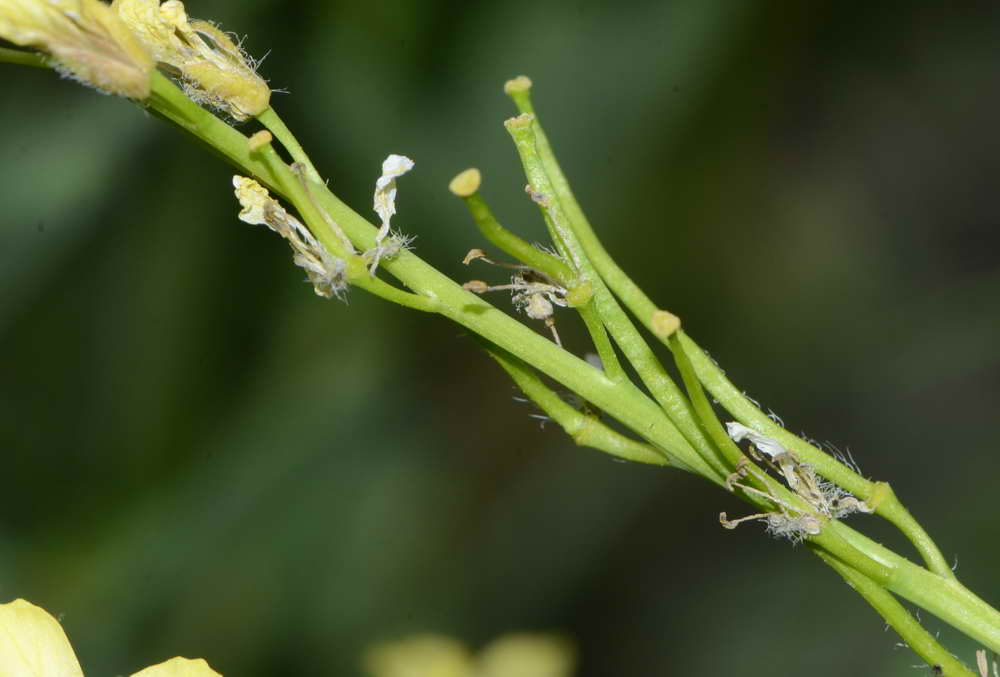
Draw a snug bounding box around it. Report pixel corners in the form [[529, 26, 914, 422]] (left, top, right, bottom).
[[811, 547, 976, 676]]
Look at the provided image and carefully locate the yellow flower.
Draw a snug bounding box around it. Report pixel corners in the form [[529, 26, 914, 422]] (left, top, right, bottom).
[[477, 634, 575, 677], [363, 634, 474, 677], [363, 633, 575, 677], [0, 598, 222, 677], [0, 0, 154, 98], [113, 0, 270, 120]]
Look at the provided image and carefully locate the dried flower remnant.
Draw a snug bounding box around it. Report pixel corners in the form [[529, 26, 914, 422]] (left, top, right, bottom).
[[367, 153, 415, 275], [462, 249, 568, 345], [719, 424, 872, 542], [0, 0, 153, 97], [114, 0, 269, 120], [233, 176, 348, 300]]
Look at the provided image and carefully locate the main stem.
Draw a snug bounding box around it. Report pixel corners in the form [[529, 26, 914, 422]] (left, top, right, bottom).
[[144, 69, 1000, 655]]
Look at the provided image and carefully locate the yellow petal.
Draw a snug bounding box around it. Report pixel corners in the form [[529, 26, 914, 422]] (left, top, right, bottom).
[[0, 0, 153, 98], [476, 634, 575, 677], [131, 656, 223, 677], [0, 598, 84, 677], [363, 634, 473, 677]]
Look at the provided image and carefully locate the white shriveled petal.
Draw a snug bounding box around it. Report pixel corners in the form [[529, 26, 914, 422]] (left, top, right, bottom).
[[372, 154, 414, 230], [725, 422, 789, 459]]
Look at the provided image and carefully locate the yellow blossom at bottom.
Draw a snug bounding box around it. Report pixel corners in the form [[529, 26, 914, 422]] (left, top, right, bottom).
[[0, 599, 221, 677], [363, 632, 575, 677], [363, 635, 473, 677]]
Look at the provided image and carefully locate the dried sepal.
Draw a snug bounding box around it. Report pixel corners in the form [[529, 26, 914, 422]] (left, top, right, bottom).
[[114, 0, 270, 119], [232, 176, 348, 300], [463, 248, 488, 265], [0, 0, 154, 98], [976, 649, 999, 677], [463, 280, 489, 294]]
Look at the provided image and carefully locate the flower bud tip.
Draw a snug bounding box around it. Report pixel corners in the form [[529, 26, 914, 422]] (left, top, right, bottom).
[[247, 129, 272, 152], [503, 113, 534, 131], [651, 310, 680, 337], [503, 75, 532, 95], [448, 168, 481, 197]]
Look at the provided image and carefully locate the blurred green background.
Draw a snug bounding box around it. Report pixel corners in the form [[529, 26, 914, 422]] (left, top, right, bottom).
[[2, 1, 1000, 675]]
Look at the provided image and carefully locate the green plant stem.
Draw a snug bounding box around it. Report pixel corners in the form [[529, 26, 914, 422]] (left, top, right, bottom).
[[811, 547, 976, 676], [253, 134, 439, 312], [459, 192, 575, 282], [505, 81, 955, 583], [676, 331, 955, 580], [506, 77, 1000, 648], [256, 106, 323, 184], [307, 180, 721, 477], [575, 303, 627, 384], [478, 338, 671, 468], [0, 46, 47, 68], [456, 188, 628, 381], [140, 70, 714, 476], [63, 66, 1000, 654], [503, 114, 725, 482], [820, 520, 1000, 653], [666, 334, 736, 481]]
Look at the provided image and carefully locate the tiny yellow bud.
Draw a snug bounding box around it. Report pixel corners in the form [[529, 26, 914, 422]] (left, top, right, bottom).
[[0, 0, 153, 98], [448, 167, 483, 197], [448, 168, 481, 197], [651, 309, 680, 337]]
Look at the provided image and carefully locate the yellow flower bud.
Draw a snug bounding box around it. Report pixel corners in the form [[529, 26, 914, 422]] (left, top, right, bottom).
[[113, 0, 270, 120], [0, 0, 154, 98]]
